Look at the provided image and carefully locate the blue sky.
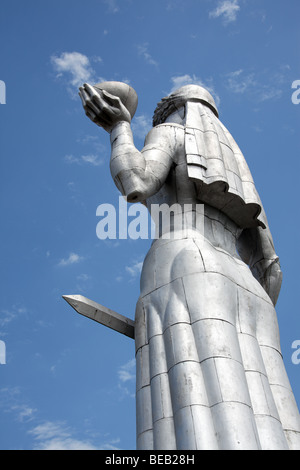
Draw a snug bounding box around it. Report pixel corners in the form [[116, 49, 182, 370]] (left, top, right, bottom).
[[0, 0, 299, 450]]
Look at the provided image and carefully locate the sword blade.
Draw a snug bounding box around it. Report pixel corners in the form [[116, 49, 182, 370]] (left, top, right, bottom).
[[62, 294, 135, 340]]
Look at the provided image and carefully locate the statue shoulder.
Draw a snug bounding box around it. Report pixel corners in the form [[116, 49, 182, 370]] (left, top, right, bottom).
[[144, 122, 184, 143], [154, 123, 185, 130]]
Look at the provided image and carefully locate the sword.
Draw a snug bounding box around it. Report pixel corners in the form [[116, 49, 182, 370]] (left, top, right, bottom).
[[62, 294, 135, 340]]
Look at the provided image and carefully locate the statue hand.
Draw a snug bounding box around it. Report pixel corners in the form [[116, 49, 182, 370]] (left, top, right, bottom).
[[79, 83, 131, 133], [261, 259, 283, 306]]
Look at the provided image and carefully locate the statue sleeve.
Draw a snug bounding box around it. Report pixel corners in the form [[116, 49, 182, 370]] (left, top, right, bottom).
[[109, 122, 174, 202], [237, 210, 282, 306]]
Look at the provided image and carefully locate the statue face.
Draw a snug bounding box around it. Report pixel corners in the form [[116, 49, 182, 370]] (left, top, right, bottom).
[[164, 106, 185, 125]]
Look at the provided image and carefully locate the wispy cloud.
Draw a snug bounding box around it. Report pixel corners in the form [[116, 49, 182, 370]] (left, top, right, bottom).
[[125, 261, 143, 278], [131, 114, 152, 139], [75, 273, 92, 293], [51, 51, 103, 97], [165, 0, 184, 11], [82, 154, 104, 166], [0, 388, 116, 450], [225, 69, 256, 94], [64, 134, 107, 171], [209, 0, 240, 24], [117, 359, 135, 399], [29, 421, 119, 450], [11, 404, 37, 423], [118, 358, 135, 383], [64, 154, 104, 167], [76, 134, 105, 149], [0, 306, 27, 328], [51, 52, 96, 87], [137, 43, 158, 67], [0, 309, 17, 328], [58, 253, 84, 267], [103, 0, 120, 13], [76, 273, 90, 282], [0, 387, 37, 424], [170, 74, 221, 107], [225, 67, 289, 102]]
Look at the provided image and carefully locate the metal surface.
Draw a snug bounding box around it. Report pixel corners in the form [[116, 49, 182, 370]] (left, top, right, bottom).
[[72, 81, 300, 450]]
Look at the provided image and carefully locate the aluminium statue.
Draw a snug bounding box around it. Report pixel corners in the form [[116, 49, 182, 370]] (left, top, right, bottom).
[[76, 80, 300, 450]]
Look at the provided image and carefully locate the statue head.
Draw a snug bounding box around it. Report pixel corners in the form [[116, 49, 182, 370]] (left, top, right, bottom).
[[153, 84, 219, 126]]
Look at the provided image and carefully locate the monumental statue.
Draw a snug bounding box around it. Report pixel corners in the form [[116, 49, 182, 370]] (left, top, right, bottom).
[[64, 80, 300, 450]]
